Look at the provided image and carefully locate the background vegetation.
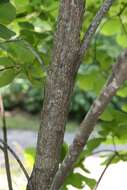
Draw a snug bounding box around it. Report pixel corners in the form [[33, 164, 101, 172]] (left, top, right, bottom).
[[1, 0, 127, 189]]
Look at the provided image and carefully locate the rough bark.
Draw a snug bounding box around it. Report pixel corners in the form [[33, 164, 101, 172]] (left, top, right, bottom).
[[50, 49, 127, 190], [27, 1, 85, 190], [27, 0, 117, 189]]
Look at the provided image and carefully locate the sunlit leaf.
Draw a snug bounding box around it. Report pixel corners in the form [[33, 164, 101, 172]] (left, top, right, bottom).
[[101, 18, 121, 36], [116, 35, 127, 48], [0, 40, 35, 64], [117, 86, 127, 97], [100, 106, 114, 121], [24, 147, 35, 168]]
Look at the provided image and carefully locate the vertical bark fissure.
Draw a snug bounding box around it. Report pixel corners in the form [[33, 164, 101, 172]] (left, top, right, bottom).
[[27, 1, 85, 190]]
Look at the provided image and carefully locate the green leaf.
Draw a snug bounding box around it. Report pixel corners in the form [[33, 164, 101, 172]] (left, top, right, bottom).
[[116, 35, 127, 48], [96, 50, 113, 70], [86, 138, 106, 155], [24, 147, 35, 168], [0, 40, 45, 86], [122, 104, 127, 112], [0, 68, 15, 87], [74, 150, 90, 174], [100, 106, 114, 121], [0, 40, 35, 64], [0, 0, 9, 3], [0, 3, 16, 24], [62, 173, 84, 189], [101, 18, 121, 36], [75, 149, 86, 166], [119, 152, 127, 161], [20, 30, 36, 44], [77, 65, 105, 94], [62, 173, 96, 190], [101, 154, 119, 165], [25, 60, 46, 86], [100, 110, 127, 140], [60, 142, 68, 162], [0, 24, 16, 39], [83, 176, 96, 189], [13, 0, 29, 13], [18, 22, 34, 30], [114, 124, 127, 139], [0, 57, 14, 66], [99, 121, 116, 137], [77, 66, 99, 91], [117, 86, 127, 97], [113, 110, 127, 126], [24, 147, 35, 159]]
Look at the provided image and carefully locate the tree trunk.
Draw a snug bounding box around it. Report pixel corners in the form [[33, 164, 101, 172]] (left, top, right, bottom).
[[27, 1, 85, 189]]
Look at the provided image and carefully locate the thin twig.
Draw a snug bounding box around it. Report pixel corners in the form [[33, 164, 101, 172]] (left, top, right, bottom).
[[0, 144, 4, 151], [117, 3, 127, 16], [0, 38, 22, 45], [0, 66, 15, 72], [0, 95, 13, 190], [112, 136, 117, 152], [0, 138, 29, 180], [50, 49, 127, 190], [92, 149, 115, 155], [23, 40, 45, 69], [79, 0, 115, 57], [94, 154, 116, 190]]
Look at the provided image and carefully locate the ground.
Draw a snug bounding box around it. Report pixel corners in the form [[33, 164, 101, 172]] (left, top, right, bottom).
[[0, 112, 127, 190]]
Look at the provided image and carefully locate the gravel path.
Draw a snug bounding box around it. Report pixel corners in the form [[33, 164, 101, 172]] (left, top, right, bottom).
[[0, 129, 127, 151], [0, 129, 127, 190], [0, 129, 75, 148]]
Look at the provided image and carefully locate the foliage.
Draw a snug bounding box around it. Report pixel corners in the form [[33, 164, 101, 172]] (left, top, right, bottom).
[[0, 112, 39, 130], [1, 0, 127, 189], [1, 79, 91, 118], [24, 147, 36, 168], [2, 78, 44, 113]]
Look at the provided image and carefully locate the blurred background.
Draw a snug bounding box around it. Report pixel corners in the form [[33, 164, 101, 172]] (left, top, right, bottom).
[[1, 0, 127, 190]]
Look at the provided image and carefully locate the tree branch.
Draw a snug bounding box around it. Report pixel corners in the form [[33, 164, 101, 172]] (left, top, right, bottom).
[[0, 95, 13, 190], [0, 66, 15, 72], [50, 50, 127, 190], [94, 154, 116, 190], [0, 138, 29, 181], [79, 0, 115, 57], [27, 1, 85, 189]]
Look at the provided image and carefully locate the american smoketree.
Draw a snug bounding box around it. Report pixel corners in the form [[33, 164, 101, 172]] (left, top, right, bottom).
[[27, 0, 127, 190]]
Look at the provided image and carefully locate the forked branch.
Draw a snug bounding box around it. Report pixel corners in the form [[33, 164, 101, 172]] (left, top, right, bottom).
[[0, 139, 29, 180], [50, 49, 127, 189]]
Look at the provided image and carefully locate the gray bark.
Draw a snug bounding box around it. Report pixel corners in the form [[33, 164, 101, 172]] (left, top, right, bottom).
[[27, 1, 84, 189], [50, 49, 127, 190], [27, 0, 116, 189]]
